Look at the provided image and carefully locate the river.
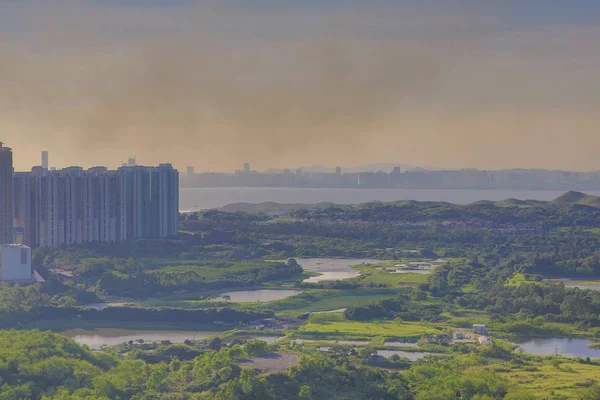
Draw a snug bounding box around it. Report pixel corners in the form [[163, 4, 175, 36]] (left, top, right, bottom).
[[179, 188, 593, 212]]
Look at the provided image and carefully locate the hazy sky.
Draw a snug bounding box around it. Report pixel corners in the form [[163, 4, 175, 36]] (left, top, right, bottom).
[[2, 0, 600, 172]]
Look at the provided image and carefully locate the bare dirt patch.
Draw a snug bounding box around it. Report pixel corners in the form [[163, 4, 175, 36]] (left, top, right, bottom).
[[239, 353, 299, 374]]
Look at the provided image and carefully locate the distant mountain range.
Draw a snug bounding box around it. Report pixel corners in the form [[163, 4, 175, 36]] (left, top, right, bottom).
[[218, 191, 600, 213]]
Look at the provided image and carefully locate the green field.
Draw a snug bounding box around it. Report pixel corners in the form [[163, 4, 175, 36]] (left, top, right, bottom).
[[506, 273, 545, 287], [272, 291, 401, 316], [351, 262, 431, 287], [498, 360, 600, 398], [141, 288, 401, 317], [296, 313, 442, 340], [19, 319, 230, 332]]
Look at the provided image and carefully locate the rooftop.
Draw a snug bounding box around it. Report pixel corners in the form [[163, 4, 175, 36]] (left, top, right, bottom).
[[0, 244, 30, 249]]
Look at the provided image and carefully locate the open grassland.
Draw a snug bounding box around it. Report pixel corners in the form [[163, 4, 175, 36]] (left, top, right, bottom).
[[506, 273, 546, 287], [272, 291, 400, 316], [441, 309, 492, 328], [357, 271, 429, 287], [295, 313, 442, 340], [141, 288, 401, 317], [145, 260, 282, 277], [498, 359, 600, 398], [351, 261, 434, 287], [19, 319, 230, 332]]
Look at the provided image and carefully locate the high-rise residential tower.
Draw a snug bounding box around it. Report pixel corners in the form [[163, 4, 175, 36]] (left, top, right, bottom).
[[155, 164, 179, 238], [41, 151, 49, 170], [0, 143, 13, 244], [13, 163, 179, 248]]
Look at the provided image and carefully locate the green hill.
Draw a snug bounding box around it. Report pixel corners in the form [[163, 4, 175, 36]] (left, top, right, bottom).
[[551, 191, 600, 207]]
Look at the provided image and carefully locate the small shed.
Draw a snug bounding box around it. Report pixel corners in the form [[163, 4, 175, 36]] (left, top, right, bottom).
[[472, 324, 488, 335]]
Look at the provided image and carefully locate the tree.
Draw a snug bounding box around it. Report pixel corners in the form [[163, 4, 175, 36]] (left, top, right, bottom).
[[299, 385, 313, 399], [244, 340, 269, 358], [208, 337, 223, 351]]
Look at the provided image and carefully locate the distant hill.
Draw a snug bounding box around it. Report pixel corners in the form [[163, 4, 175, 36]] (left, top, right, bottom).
[[217, 191, 600, 214], [218, 202, 336, 213], [551, 191, 600, 208]]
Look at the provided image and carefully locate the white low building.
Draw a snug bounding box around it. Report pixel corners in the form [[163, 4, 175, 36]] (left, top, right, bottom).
[[0, 244, 33, 282]]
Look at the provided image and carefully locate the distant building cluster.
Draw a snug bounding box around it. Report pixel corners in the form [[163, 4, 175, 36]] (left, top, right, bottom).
[[14, 163, 179, 248], [181, 163, 600, 190], [0, 144, 33, 282], [0, 149, 179, 249]]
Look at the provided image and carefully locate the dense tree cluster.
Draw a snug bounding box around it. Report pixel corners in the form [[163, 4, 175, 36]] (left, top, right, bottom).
[[0, 281, 99, 328], [0, 331, 412, 400], [344, 292, 446, 323]]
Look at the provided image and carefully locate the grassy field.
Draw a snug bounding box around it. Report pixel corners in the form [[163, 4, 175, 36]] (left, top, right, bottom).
[[19, 319, 231, 332], [145, 260, 281, 277], [295, 313, 442, 340], [141, 288, 401, 317], [506, 273, 545, 287], [441, 309, 491, 328], [351, 263, 431, 287], [358, 271, 429, 286], [498, 359, 600, 398], [272, 291, 401, 316]]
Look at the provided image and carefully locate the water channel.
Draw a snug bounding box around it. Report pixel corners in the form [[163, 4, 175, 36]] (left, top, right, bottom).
[[215, 289, 303, 303]]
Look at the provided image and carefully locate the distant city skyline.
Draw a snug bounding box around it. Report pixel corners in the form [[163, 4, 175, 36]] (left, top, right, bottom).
[[3, 2, 600, 171], [182, 162, 600, 191], [12, 153, 600, 176]]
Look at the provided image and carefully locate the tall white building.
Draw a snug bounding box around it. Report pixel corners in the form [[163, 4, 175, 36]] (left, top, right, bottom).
[[0, 244, 33, 282]]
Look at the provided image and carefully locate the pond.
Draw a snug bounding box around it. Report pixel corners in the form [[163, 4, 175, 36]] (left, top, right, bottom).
[[384, 342, 420, 348], [61, 328, 221, 350], [552, 279, 600, 291], [564, 283, 600, 290], [516, 337, 600, 358], [376, 350, 429, 361], [389, 270, 432, 275], [292, 339, 371, 346], [82, 302, 128, 310], [215, 289, 303, 303], [316, 347, 429, 360], [232, 336, 284, 344], [298, 258, 387, 283]]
